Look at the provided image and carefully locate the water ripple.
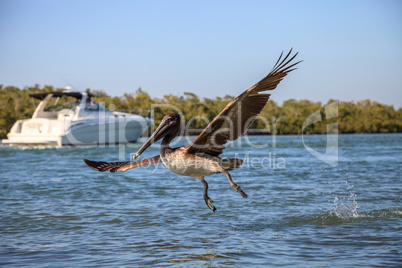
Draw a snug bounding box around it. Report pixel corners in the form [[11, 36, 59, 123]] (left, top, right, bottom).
[[0, 134, 401, 266]]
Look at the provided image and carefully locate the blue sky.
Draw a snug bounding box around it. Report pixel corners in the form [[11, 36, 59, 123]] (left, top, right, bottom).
[[1, 0, 401, 108]]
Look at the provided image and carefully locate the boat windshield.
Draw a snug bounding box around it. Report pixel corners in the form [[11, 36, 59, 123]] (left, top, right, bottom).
[[84, 100, 107, 111], [44, 95, 80, 111], [43, 96, 107, 112]]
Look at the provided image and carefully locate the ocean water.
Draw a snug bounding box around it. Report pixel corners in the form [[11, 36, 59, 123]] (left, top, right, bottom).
[[0, 134, 401, 267]]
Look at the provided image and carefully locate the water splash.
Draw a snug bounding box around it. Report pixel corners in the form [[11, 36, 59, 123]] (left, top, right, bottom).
[[330, 187, 359, 220], [330, 202, 359, 219]]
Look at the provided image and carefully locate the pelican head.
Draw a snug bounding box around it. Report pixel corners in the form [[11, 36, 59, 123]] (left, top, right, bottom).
[[133, 113, 181, 159]]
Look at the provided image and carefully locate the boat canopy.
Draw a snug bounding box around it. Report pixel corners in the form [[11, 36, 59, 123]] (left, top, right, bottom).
[[29, 92, 95, 100]]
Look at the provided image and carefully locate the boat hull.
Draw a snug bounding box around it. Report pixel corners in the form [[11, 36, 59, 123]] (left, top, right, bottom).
[[2, 118, 152, 146]]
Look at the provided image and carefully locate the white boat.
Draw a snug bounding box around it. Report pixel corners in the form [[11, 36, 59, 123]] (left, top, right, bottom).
[[2, 91, 153, 146]]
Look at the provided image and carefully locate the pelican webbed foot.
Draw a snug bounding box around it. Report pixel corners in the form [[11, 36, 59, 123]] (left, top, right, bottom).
[[221, 169, 248, 198], [198, 177, 217, 212], [233, 184, 248, 198], [204, 195, 216, 212]]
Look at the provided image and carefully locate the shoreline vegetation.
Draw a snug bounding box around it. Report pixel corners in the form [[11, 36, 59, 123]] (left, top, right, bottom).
[[1, 85, 401, 139]]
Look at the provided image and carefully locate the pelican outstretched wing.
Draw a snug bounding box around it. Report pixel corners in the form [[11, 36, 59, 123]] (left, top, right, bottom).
[[187, 49, 301, 156], [84, 155, 161, 172]]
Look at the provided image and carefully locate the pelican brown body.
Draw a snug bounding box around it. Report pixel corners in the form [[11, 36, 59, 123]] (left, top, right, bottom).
[[84, 50, 301, 212]]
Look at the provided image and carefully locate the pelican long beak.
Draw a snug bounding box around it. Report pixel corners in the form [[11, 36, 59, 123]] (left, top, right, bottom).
[[132, 119, 171, 159]]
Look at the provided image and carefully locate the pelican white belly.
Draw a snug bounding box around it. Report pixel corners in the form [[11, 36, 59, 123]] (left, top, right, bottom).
[[162, 153, 222, 177]]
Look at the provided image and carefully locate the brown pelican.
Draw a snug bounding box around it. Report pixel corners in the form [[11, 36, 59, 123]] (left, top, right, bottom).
[[84, 50, 301, 212]]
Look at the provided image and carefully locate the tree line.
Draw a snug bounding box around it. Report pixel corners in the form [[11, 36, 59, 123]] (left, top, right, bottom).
[[0, 84, 401, 139]]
